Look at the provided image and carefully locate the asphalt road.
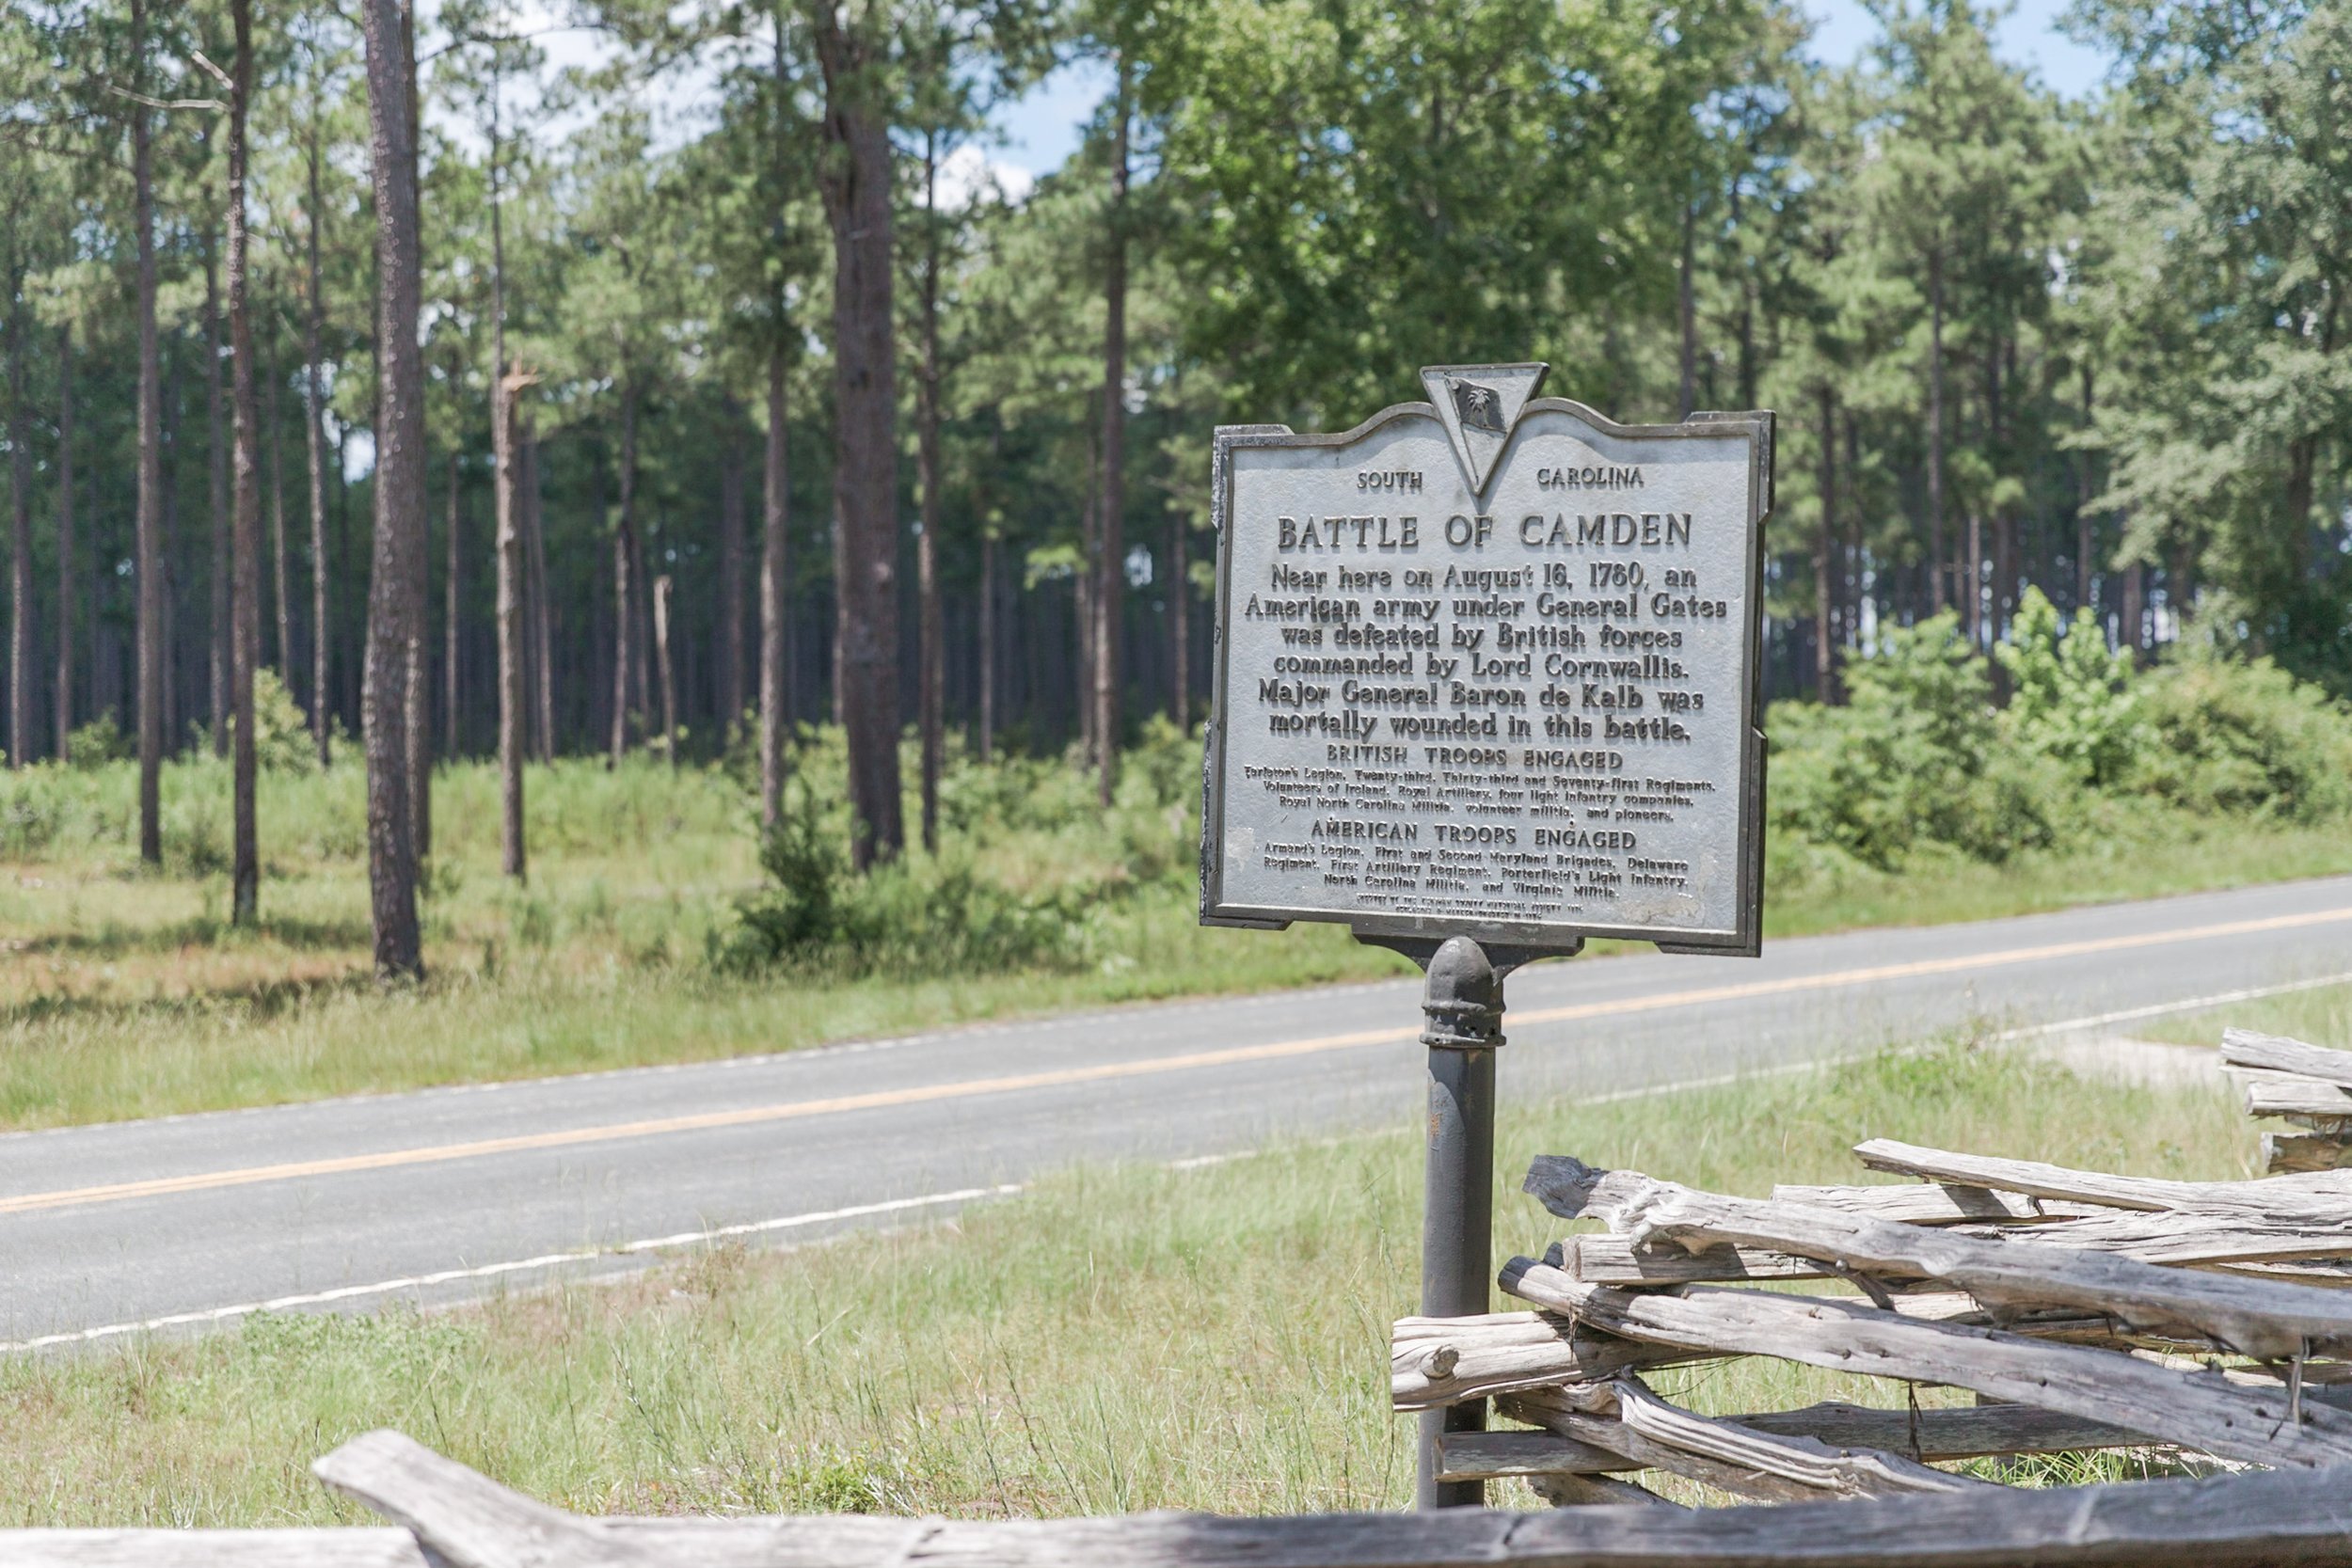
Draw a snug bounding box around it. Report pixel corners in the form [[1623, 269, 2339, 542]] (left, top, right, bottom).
[[7, 876, 2352, 1352]]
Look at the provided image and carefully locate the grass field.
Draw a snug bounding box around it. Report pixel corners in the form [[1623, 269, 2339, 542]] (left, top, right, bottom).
[[0, 1034, 2279, 1526], [2, 745, 2350, 1133]]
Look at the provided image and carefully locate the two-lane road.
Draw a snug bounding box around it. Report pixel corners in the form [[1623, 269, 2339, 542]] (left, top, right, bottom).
[[7, 876, 2352, 1351]]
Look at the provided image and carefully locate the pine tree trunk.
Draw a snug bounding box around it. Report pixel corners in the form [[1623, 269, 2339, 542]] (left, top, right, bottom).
[[609, 386, 638, 768], [1677, 196, 1697, 418], [810, 6, 904, 868], [718, 422, 744, 740], [1814, 383, 1838, 705], [133, 0, 164, 863], [489, 83, 525, 877], [266, 330, 290, 675], [54, 322, 73, 751], [1094, 59, 1130, 809], [228, 0, 262, 923], [653, 574, 676, 768], [915, 132, 945, 855], [205, 235, 230, 758], [495, 372, 524, 878], [523, 424, 552, 761], [361, 0, 426, 979], [2076, 364, 2095, 615], [443, 450, 459, 756], [306, 110, 332, 767], [1075, 485, 1095, 757], [760, 341, 789, 828], [1926, 245, 1948, 614], [7, 309, 30, 767], [977, 528, 995, 763]]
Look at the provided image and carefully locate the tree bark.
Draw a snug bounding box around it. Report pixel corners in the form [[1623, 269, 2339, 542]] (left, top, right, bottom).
[[205, 231, 230, 758], [228, 0, 262, 923], [718, 420, 744, 740], [54, 321, 73, 752], [1926, 245, 1948, 614], [653, 573, 676, 768], [915, 131, 946, 853], [1094, 56, 1130, 809], [266, 325, 291, 676], [977, 526, 995, 763], [1075, 483, 1095, 756], [494, 372, 524, 877], [2076, 363, 2095, 615], [760, 340, 789, 829], [489, 78, 525, 879], [361, 0, 426, 978], [523, 424, 551, 761], [608, 386, 638, 768], [133, 0, 163, 862], [1677, 197, 1697, 418], [443, 450, 459, 756], [1167, 513, 1187, 729], [1814, 383, 1839, 705], [810, 5, 904, 868], [305, 105, 333, 767], [4, 308, 27, 767]]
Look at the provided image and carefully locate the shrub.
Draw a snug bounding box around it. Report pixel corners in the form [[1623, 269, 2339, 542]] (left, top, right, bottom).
[[1994, 587, 2144, 787], [2135, 645, 2352, 821]]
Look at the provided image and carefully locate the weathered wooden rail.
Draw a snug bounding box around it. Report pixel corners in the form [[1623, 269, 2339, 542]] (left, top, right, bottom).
[[11, 1426, 2352, 1567], [14, 1022, 2352, 1565], [1393, 1020, 2352, 1551]]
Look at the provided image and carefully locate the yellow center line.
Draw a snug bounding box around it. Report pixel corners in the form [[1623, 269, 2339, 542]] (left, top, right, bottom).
[[7, 904, 2348, 1218]]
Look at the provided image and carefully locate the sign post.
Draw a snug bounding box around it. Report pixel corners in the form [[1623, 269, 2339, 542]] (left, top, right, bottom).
[[1199, 365, 1772, 1507]]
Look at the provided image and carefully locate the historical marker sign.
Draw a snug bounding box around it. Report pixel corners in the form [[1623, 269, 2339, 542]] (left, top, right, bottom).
[[1200, 364, 1772, 956]]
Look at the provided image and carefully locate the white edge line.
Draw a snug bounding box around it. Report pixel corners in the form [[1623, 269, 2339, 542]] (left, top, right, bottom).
[[8, 968, 2346, 1356], [0, 1185, 1023, 1354]]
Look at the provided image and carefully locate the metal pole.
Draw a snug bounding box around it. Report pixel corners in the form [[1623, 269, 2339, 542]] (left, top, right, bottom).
[[1416, 934, 1502, 1510]]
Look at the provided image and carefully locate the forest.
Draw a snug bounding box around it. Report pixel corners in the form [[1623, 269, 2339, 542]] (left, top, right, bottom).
[[1, 0, 2349, 981]]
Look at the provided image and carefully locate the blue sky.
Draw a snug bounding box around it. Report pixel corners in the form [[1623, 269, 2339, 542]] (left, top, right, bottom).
[[991, 0, 2114, 179]]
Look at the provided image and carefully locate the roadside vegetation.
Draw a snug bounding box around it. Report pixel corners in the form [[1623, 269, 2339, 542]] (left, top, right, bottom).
[[3, 619, 2351, 1132], [0, 1035, 2271, 1525]]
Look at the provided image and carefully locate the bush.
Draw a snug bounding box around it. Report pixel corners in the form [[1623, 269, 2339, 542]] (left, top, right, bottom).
[[718, 775, 1096, 978], [1769, 614, 2056, 868], [2136, 644, 2352, 821], [1771, 607, 2352, 876]]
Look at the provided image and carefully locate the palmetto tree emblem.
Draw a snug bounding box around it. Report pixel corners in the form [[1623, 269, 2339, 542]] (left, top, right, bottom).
[[1448, 375, 1507, 435]]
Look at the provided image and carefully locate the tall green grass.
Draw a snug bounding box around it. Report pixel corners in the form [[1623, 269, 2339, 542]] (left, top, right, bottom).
[[0, 1038, 2267, 1525]]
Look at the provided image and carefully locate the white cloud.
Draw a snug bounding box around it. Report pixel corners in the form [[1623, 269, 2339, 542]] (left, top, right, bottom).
[[928, 143, 1035, 211]]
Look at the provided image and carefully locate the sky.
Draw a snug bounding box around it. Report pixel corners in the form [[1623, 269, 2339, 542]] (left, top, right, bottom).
[[987, 0, 2117, 181]]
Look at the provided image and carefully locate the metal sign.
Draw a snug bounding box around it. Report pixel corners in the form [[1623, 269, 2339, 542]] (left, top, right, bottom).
[[1200, 364, 1772, 957]]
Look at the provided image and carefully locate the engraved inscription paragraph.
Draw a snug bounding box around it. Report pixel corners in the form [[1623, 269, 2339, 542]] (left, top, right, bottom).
[[1201, 370, 1769, 952]]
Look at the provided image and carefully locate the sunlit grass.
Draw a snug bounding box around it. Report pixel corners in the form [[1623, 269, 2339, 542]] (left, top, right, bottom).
[[0, 1037, 2272, 1525], [0, 745, 2346, 1132]]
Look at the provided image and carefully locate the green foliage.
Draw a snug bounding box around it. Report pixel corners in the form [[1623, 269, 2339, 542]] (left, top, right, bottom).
[[1774, 626, 2352, 877], [2135, 646, 2352, 822], [1770, 613, 2052, 868], [717, 721, 1201, 979], [65, 713, 132, 768], [1994, 587, 2141, 786]]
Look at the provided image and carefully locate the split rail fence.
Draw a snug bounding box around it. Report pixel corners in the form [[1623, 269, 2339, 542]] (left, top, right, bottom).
[[16, 1022, 2352, 1566]]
